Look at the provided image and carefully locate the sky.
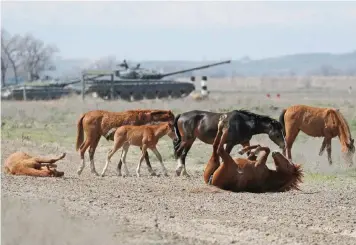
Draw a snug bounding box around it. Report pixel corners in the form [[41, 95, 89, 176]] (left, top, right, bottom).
[[2, 0, 356, 61]]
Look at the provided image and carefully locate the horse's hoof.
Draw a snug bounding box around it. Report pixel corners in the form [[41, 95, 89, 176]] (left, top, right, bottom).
[[175, 170, 181, 176], [150, 172, 157, 176]]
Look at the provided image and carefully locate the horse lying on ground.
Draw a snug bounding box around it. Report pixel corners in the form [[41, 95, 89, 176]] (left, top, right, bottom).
[[173, 109, 286, 177], [101, 122, 176, 177], [76, 109, 175, 176], [203, 114, 303, 193], [4, 152, 65, 177], [279, 104, 355, 166]]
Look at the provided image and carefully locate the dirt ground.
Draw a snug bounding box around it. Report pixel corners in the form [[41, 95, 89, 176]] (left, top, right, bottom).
[[1, 81, 356, 245]]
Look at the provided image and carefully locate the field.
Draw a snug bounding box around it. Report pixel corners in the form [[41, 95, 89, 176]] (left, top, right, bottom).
[[1, 77, 356, 245]]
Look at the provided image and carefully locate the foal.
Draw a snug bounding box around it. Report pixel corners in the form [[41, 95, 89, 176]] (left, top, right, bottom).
[[101, 122, 176, 177]]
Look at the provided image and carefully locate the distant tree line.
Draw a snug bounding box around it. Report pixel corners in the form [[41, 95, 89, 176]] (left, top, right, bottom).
[[1, 28, 59, 86]]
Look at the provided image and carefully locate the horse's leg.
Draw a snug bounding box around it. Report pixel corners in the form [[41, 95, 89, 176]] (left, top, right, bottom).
[[151, 147, 168, 176], [325, 137, 333, 165], [137, 145, 148, 177], [319, 138, 327, 156], [142, 146, 156, 176], [88, 136, 101, 176], [176, 139, 195, 177], [35, 153, 66, 164], [253, 146, 271, 167], [18, 167, 54, 177], [237, 144, 261, 155], [101, 138, 125, 177], [77, 138, 91, 175], [121, 143, 131, 176], [212, 129, 237, 189], [284, 127, 300, 161]]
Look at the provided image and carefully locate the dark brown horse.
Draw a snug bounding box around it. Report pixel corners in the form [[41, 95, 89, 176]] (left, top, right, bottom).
[[173, 109, 286, 176], [203, 114, 303, 193], [76, 109, 175, 176]]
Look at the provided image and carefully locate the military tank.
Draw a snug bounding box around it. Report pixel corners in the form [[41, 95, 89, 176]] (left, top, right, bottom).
[[79, 59, 231, 101], [1, 80, 81, 100]]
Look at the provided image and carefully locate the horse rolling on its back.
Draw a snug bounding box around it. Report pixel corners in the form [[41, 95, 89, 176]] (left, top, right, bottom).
[[279, 104, 355, 166], [204, 114, 303, 193], [173, 109, 286, 176], [101, 121, 177, 177], [76, 109, 175, 176]]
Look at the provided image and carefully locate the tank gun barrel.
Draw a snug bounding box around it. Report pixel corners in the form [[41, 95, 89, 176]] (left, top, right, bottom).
[[160, 60, 231, 78]]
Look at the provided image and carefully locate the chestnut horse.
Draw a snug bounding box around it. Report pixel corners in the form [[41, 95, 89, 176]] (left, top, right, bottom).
[[173, 109, 286, 177], [101, 121, 176, 177], [279, 105, 355, 166], [4, 152, 65, 177], [76, 109, 175, 176], [203, 115, 303, 193]]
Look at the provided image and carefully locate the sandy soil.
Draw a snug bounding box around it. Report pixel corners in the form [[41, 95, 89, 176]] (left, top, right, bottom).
[[1, 85, 356, 245]]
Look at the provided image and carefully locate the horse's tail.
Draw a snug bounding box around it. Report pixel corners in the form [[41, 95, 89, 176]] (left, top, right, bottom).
[[279, 108, 287, 136], [76, 113, 85, 151], [172, 114, 182, 158]]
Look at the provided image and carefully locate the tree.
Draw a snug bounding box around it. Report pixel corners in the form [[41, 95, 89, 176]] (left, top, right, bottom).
[[1, 28, 22, 85], [91, 55, 117, 70], [19, 33, 59, 81]]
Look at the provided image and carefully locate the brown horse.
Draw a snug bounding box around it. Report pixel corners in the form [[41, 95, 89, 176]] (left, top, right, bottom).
[[203, 114, 303, 193], [4, 152, 65, 177], [76, 109, 175, 176], [279, 105, 355, 166], [101, 121, 176, 177]]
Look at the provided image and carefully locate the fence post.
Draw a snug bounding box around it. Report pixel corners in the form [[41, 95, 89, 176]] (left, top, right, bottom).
[[22, 85, 27, 101], [110, 73, 114, 100], [201, 76, 208, 96], [81, 74, 86, 101]]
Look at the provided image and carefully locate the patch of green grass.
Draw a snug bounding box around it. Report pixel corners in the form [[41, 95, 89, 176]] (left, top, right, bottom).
[[304, 172, 337, 182], [1, 119, 74, 146]]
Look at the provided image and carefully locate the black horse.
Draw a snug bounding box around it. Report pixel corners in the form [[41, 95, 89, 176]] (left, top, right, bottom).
[[173, 109, 286, 176]]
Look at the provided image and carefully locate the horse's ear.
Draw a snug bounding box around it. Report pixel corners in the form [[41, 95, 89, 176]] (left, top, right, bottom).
[[351, 138, 355, 145]]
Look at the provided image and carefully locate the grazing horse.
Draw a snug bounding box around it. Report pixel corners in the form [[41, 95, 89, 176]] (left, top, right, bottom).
[[204, 115, 303, 193], [279, 105, 355, 166], [101, 122, 176, 177], [76, 109, 175, 176], [4, 152, 66, 177], [173, 109, 286, 176]]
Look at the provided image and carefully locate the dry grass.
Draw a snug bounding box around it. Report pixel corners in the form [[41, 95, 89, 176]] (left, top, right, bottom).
[[2, 77, 356, 245]]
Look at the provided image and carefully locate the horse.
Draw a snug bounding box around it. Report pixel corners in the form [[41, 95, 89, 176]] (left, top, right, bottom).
[[173, 109, 286, 177], [279, 105, 355, 166], [204, 114, 303, 193], [100, 121, 176, 177], [4, 152, 66, 177], [76, 109, 175, 176]]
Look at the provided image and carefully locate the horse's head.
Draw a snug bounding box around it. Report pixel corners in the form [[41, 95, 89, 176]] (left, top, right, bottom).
[[271, 151, 295, 174], [345, 138, 355, 166], [147, 110, 175, 123], [269, 150, 303, 191], [267, 120, 286, 150], [165, 121, 177, 140]]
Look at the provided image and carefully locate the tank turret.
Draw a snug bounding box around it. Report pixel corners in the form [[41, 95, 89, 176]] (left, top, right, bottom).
[[82, 59, 232, 101]]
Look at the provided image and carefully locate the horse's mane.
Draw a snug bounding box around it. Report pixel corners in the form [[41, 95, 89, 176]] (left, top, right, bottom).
[[267, 164, 303, 192], [334, 109, 352, 142], [236, 109, 277, 123]]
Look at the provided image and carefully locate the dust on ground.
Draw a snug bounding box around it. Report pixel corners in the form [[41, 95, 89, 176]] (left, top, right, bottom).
[[2, 87, 356, 245]]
